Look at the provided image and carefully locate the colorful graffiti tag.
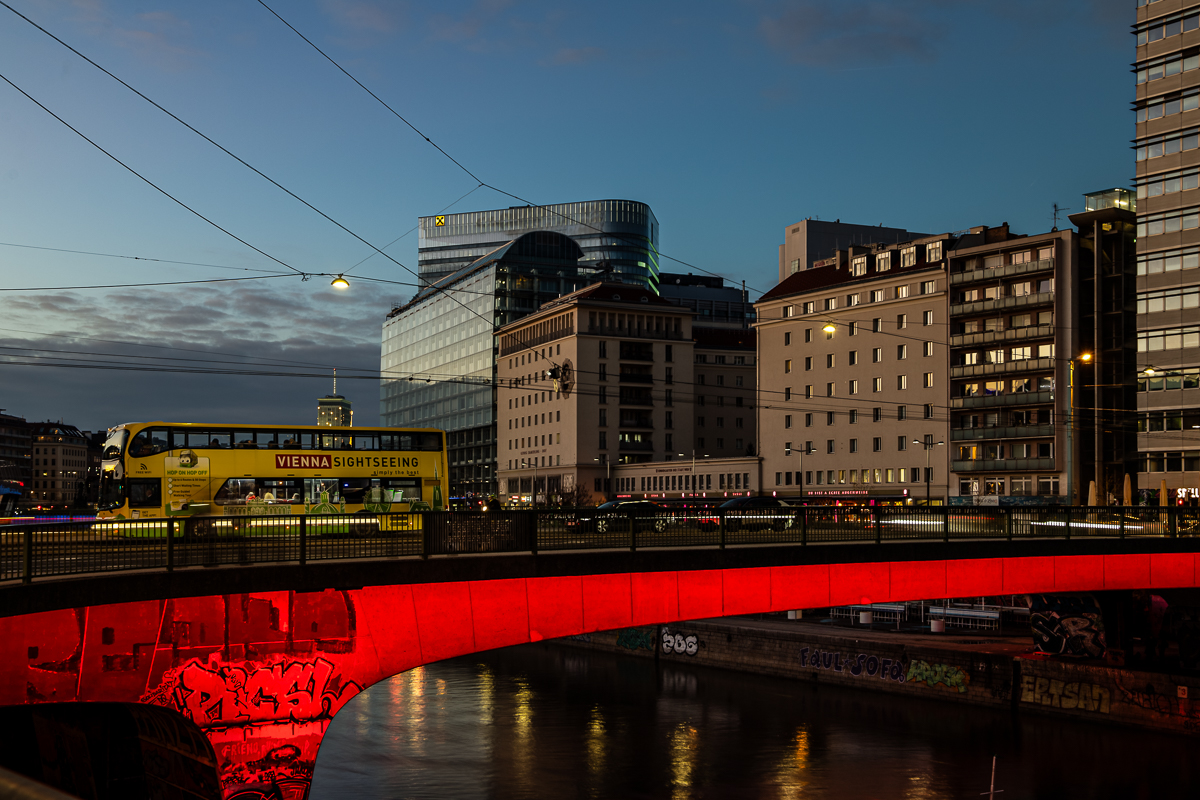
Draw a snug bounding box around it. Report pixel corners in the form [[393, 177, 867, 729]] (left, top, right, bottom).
[[615, 628, 656, 652], [1019, 674, 1111, 713], [1027, 593, 1107, 658], [906, 660, 970, 693]]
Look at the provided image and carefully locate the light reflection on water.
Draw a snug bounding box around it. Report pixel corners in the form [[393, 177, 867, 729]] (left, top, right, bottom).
[[312, 643, 1199, 799]]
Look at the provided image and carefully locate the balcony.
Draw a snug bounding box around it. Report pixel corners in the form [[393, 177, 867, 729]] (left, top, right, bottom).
[[950, 258, 1054, 286], [952, 458, 1056, 472], [951, 425, 1056, 441], [619, 439, 655, 452], [619, 416, 654, 429], [950, 357, 1055, 380], [587, 324, 682, 342], [619, 373, 654, 384], [952, 390, 1054, 409], [949, 291, 1055, 318], [618, 391, 655, 407], [950, 325, 1055, 348]]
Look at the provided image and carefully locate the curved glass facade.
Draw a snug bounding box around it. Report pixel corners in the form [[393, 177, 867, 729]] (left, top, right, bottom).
[[417, 199, 659, 292]]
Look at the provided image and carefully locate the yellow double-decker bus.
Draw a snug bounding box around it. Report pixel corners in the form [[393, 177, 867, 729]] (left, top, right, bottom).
[[96, 422, 447, 531]]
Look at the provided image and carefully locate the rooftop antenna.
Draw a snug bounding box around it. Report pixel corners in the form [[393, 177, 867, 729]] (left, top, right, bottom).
[[1052, 203, 1070, 232]]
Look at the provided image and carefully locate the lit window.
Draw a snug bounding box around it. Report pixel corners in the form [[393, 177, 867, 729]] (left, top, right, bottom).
[[900, 246, 917, 267], [876, 252, 892, 272]]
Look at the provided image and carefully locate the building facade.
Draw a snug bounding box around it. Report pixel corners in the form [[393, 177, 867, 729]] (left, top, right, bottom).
[[778, 219, 927, 283], [756, 235, 952, 505], [495, 284, 695, 503], [693, 327, 757, 460], [417, 200, 660, 291], [28, 422, 88, 506], [0, 412, 30, 495], [382, 231, 594, 497], [659, 272, 755, 328], [1134, 0, 1200, 499]]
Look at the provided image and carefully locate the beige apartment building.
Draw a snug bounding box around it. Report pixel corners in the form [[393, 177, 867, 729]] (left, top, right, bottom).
[[496, 283, 696, 503], [756, 237, 952, 504]]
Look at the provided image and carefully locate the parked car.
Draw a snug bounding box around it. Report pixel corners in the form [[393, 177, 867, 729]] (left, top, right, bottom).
[[704, 496, 796, 532], [575, 500, 669, 534]]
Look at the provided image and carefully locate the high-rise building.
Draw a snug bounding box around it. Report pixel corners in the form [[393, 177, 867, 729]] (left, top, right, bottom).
[[317, 373, 353, 427], [417, 200, 660, 291], [382, 231, 595, 497], [1134, 0, 1200, 500]]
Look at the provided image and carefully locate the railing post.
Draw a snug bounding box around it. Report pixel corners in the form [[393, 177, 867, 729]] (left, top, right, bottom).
[[166, 519, 175, 572], [942, 507, 949, 543], [1004, 509, 1012, 542], [1065, 506, 1073, 540], [1171, 507, 1179, 539], [299, 515, 308, 566], [22, 526, 32, 585], [629, 512, 637, 552], [719, 511, 726, 550], [800, 508, 807, 546], [874, 506, 882, 545]]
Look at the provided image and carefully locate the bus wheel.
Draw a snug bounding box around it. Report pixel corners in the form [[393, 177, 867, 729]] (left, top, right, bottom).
[[352, 511, 375, 537]]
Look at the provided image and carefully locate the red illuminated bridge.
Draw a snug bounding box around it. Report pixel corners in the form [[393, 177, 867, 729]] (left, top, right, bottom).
[[2, 506, 1199, 799]]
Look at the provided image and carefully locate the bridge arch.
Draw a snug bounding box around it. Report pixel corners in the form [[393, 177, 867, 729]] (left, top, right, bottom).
[[2, 550, 1197, 798]]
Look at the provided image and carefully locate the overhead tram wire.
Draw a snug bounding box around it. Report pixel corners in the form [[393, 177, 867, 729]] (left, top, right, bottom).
[[0, 242, 285, 275], [1, 3, 552, 366], [0, 71, 302, 277], [253, 0, 754, 293]]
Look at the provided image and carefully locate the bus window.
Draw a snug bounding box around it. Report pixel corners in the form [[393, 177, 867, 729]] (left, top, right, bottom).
[[259, 478, 302, 503], [129, 478, 162, 508], [340, 478, 371, 503], [353, 434, 379, 450], [297, 433, 317, 450], [384, 478, 422, 503], [179, 430, 207, 448], [304, 478, 338, 504], [214, 478, 256, 505], [419, 433, 442, 451], [102, 429, 129, 461], [260, 431, 281, 448], [234, 430, 256, 448], [98, 470, 125, 509], [129, 428, 169, 458], [207, 433, 231, 449]]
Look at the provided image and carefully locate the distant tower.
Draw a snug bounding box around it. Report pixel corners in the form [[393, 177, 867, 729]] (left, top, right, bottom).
[[317, 370, 353, 427]]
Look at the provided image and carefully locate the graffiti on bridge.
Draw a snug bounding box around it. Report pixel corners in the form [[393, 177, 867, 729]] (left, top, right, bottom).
[[800, 647, 906, 682], [661, 628, 702, 657], [905, 660, 970, 693], [1019, 674, 1111, 713], [615, 628, 655, 652], [1028, 593, 1106, 658]]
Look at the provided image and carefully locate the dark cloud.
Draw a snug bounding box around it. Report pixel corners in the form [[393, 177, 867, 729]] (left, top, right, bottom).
[[0, 280, 407, 431], [760, 1, 944, 66]]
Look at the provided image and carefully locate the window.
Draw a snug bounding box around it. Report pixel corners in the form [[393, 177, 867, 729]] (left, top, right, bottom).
[[599, 431, 607, 449], [849, 438, 858, 453], [598, 363, 607, 381], [901, 246, 917, 267], [824, 297, 838, 311], [897, 313, 907, 329], [849, 321, 858, 336], [897, 436, 908, 451], [826, 354, 835, 368], [873, 437, 882, 452], [898, 375, 908, 390], [827, 439, 835, 454], [1011, 346, 1031, 361], [599, 409, 607, 426], [784, 387, 792, 400], [666, 345, 673, 362], [827, 382, 835, 397], [1038, 344, 1055, 358], [923, 372, 934, 388], [803, 302, 816, 314], [921, 280, 936, 295], [873, 318, 882, 332], [897, 344, 907, 359], [872, 348, 882, 363], [805, 385, 814, 399], [924, 403, 934, 419], [849, 350, 858, 365], [896, 286, 909, 299], [923, 310, 933, 325], [736, 376, 744, 387], [872, 377, 882, 392], [784, 331, 792, 345], [873, 407, 882, 422], [805, 413, 813, 427], [599, 340, 607, 358], [870, 289, 884, 303], [923, 341, 934, 357], [926, 241, 943, 262], [804, 328, 812, 343], [897, 405, 906, 421], [783, 305, 795, 317], [805, 356, 813, 371], [785, 359, 792, 373], [849, 409, 858, 423], [849, 379, 859, 395], [716, 375, 724, 386], [848, 293, 861, 306], [785, 415, 792, 428], [851, 256, 867, 276], [876, 251, 892, 272], [827, 411, 835, 425]]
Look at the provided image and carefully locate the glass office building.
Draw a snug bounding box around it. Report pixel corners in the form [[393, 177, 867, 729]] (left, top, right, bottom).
[[417, 200, 660, 292], [381, 231, 593, 497]]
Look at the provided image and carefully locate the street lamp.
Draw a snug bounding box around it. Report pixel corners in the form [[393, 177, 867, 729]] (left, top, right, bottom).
[[593, 456, 610, 501], [913, 439, 945, 504]]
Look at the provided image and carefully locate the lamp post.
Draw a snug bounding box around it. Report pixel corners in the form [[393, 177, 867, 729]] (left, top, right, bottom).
[[913, 439, 945, 504], [593, 456, 610, 501]]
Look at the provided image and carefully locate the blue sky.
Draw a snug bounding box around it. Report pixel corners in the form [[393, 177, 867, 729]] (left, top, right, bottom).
[[0, 0, 1131, 430]]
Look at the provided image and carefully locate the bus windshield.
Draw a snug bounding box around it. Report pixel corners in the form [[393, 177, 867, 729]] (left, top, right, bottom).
[[102, 429, 129, 461], [98, 470, 124, 510]]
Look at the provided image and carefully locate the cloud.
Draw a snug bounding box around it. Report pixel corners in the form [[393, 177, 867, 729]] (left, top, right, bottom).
[[547, 46, 604, 65], [55, 3, 202, 71], [760, 1, 944, 66], [0, 280, 407, 430]]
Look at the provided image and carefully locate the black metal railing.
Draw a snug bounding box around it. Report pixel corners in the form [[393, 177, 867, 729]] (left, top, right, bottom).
[[1, 505, 1197, 585]]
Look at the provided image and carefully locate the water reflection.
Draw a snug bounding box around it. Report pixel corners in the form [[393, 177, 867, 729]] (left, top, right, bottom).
[[312, 643, 1199, 799]]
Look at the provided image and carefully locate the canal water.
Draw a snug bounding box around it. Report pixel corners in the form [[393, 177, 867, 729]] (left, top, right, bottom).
[[311, 643, 1198, 799]]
